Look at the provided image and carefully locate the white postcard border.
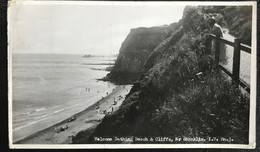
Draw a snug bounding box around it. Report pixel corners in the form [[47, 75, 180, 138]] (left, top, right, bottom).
[[8, 0, 257, 149]]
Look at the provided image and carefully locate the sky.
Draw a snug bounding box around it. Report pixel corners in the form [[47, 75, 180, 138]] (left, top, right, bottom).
[[9, 2, 186, 55]]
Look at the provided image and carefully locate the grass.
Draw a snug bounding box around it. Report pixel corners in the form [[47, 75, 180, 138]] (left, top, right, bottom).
[[72, 6, 250, 144]]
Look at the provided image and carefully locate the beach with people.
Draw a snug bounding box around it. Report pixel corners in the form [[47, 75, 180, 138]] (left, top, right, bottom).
[[12, 54, 132, 143], [15, 85, 132, 144]]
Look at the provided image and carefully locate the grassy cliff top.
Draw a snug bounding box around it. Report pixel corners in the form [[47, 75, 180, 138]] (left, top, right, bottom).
[[72, 6, 251, 144]]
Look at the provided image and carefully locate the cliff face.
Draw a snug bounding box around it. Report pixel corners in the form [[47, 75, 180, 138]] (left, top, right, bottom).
[[106, 23, 181, 83], [73, 6, 251, 144], [114, 27, 167, 73]]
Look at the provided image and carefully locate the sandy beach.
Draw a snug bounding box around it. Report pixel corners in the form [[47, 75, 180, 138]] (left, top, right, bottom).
[[15, 85, 132, 144]]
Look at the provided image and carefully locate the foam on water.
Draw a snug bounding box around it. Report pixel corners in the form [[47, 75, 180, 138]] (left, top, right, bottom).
[[35, 108, 46, 112], [13, 117, 49, 132]]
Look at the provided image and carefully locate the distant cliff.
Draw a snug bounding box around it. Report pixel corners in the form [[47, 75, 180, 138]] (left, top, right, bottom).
[[104, 22, 182, 84], [73, 6, 251, 144]]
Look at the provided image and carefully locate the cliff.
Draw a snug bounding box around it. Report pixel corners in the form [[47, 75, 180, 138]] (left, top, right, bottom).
[[104, 22, 182, 84], [73, 6, 251, 144]]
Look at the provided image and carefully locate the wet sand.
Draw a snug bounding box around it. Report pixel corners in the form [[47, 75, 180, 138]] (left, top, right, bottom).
[[15, 85, 132, 144]]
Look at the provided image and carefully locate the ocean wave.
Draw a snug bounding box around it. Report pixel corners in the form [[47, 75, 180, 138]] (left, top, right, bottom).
[[13, 117, 49, 132], [35, 107, 46, 112], [53, 109, 65, 114], [52, 104, 80, 114], [13, 118, 30, 123], [14, 111, 31, 117], [34, 114, 49, 120]]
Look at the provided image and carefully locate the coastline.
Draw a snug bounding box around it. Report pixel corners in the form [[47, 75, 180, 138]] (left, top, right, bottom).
[[15, 85, 132, 144]]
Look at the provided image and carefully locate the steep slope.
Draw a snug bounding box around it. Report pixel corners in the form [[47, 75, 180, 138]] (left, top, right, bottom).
[[73, 6, 251, 144], [104, 22, 182, 84]]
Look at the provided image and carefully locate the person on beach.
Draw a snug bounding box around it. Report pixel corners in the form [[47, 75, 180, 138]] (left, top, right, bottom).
[[113, 100, 117, 105], [207, 17, 227, 64], [59, 125, 68, 132], [68, 117, 75, 122]]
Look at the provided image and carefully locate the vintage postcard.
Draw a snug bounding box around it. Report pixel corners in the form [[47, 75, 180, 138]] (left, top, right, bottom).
[[8, 1, 257, 149]]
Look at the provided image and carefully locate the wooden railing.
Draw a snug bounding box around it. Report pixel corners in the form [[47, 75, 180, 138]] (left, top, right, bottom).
[[205, 34, 251, 93]]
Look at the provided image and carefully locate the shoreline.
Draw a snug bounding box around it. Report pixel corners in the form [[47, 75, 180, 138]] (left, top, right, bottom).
[[15, 85, 132, 144]]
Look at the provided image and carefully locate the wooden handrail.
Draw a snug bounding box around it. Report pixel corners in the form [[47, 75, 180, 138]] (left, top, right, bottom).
[[206, 34, 251, 93], [240, 44, 251, 54], [209, 34, 234, 47], [209, 34, 251, 54], [220, 38, 235, 47]]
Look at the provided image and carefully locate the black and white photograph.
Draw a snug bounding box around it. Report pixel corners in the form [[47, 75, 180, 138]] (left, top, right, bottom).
[[8, 1, 257, 149]]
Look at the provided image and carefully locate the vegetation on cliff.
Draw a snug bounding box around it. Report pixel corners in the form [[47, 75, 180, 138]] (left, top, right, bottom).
[[104, 23, 182, 84], [73, 6, 251, 144], [202, 6, 252, 45]]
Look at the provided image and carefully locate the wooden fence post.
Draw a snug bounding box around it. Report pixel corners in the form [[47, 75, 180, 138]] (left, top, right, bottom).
[[205, 35, 211, 55], [214, 35, 220, 68], [232, 39, 241, 85]]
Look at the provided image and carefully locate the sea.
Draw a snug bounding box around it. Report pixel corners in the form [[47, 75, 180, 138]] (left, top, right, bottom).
[[12, 53, 116, 142]]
